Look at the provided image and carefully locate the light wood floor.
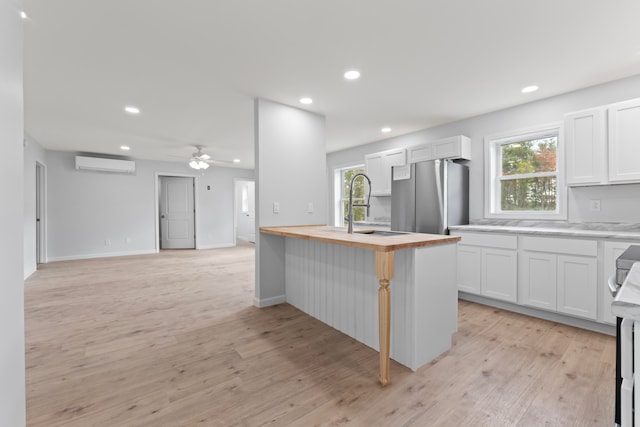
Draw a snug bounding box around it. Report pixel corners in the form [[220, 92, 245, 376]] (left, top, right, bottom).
[[25, 244, 615, 426]]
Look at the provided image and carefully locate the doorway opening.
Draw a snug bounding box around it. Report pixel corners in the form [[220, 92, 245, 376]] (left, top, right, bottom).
[[35, 162, 46, 265], [157, 175, 196, 250], [234, 179, 255, 245]]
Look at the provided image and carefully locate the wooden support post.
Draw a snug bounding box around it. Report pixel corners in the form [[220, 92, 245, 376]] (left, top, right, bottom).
[[375, 250, 394, 386]]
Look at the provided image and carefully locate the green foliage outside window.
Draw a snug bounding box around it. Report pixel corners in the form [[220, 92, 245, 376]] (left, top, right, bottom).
[[341, 167, 366, 225], [500, 137, 557, 211]]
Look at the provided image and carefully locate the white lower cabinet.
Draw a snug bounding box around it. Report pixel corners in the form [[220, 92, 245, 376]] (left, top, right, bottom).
[[457, 244, 481, 294], [520, 251, 557, 311], [454, 230, 637, 327], [482, 248, 518, 302], [519, 236, 598, 320], [556, 255, 597, 319], [453, 232, 517, 303]]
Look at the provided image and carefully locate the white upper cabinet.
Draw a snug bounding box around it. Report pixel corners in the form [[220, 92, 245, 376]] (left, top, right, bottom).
[[564, 107, 607, 186], [408, 135, 471, 163], [565, 98, 640, 186], [365, 148, 406, 196], [608, 98, 640, 183]]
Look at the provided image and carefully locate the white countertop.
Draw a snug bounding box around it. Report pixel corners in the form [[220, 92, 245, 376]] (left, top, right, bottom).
[[612, 263, 640, 320], [450, 220, 640, 240]]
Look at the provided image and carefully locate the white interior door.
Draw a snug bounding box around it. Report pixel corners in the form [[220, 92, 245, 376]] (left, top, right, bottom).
[[247, 181, 255, 243], [235, 180, 255, 243], [35, 163, 43, 264], [160, 176, 195, 249]]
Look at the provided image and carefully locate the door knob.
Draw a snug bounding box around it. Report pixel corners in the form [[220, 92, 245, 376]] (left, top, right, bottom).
[[161, 215, 165, 219]]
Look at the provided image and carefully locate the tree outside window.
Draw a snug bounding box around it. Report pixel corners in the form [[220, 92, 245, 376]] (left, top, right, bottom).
[[486, 123, 564, 219], [340, 166, 366, 226], [500, 136, 557, 211]]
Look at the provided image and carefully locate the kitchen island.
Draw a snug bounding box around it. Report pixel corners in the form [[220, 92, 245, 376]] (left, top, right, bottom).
[[260, 225, 460, 385]]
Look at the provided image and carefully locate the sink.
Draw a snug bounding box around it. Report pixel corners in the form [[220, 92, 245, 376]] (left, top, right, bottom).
[[354, 230, 409, 237]]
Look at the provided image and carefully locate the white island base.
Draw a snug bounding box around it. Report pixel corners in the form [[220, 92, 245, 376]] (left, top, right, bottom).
[[284, 238, 458, 372]]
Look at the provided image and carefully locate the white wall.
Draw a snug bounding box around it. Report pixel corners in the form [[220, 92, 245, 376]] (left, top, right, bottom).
[[46, 150, 254, 261], [327, 74, 640, 224], [0, 0, 26, 425], [23, 135, 47, 278], [255, 98, 327, 306]]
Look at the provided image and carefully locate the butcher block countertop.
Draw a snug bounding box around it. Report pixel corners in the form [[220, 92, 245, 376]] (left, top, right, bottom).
[[259, 225, 460, 252]]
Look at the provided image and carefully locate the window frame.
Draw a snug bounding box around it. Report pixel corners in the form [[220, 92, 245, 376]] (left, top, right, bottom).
[[333, 164, 366, 226], [484, 122, 566, 220]]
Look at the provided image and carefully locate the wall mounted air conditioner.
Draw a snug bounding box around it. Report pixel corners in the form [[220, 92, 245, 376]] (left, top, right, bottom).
[[75, 156, 136, 174]]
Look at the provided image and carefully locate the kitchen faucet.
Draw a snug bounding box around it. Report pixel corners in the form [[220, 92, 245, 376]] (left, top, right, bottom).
[[345, 173, 372, 234]]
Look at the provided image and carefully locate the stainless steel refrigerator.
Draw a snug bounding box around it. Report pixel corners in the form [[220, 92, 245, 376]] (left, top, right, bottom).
[[391, 159, 469, 234]]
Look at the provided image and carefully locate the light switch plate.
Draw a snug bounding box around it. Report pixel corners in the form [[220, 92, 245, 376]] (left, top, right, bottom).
[[307, 202, 313, 213], [273, 202, 280, 213]]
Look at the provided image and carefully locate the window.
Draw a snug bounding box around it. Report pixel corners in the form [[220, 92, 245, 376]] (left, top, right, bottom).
[[485, 123, 565, 219], [334, 165, 366, 226]]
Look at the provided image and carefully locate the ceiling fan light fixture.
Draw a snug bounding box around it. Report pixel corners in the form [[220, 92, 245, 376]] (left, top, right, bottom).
[[200, 161, 210, 170], [189, 160, 199, 169]]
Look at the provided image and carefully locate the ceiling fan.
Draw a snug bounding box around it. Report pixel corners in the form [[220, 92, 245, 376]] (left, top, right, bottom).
[[188, 145, 236, 170]]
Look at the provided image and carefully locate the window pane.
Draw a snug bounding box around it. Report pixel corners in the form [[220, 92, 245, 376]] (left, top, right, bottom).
[[342, 167, 366, 198], [501, 136, 557, 176], [500, 176, 557, 211], [341, 201, 365, 226]]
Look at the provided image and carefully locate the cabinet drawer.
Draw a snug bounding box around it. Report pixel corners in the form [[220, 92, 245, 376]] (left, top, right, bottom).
[[520, 236, 597, 257], [452, 232, 517, 249]]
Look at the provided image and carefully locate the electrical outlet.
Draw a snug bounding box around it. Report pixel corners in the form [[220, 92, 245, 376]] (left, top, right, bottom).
[[273, 202, 280, 214], [589, 199, 601, 212], [125, 237, 131, 244], [307, 202, 314, 213]]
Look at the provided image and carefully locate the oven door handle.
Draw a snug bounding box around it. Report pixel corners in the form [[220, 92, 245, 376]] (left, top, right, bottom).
[[608, 274, 619, 297]]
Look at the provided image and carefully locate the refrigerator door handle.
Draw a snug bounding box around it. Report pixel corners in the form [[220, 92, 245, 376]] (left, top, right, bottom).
[[434, 160, 445, 233]]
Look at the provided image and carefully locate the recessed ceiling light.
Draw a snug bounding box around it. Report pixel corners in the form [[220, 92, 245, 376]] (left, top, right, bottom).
[[124, 106, 140, 114], [20, 11, 28, 19], [521, 85, 539, 94], [299, 97, 313, 105], [344, 70, 361, 80], [381, 127, 392, 133], [120, 145, 130, 151], [233, 159, 240, 163]]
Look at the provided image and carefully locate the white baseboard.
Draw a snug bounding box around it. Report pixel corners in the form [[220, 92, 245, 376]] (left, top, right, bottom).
[[196, 242, 235, 250], [458, 292, 616, 336], [253, 295, 286, 308], [48, 249, 156, 262], [24, 266, 36, 280]]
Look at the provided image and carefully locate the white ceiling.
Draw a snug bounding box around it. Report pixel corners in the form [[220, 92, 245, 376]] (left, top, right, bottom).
[[23, 1, 640, 169]]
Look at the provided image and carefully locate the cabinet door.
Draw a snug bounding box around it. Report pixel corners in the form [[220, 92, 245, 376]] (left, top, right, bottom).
[[609, 98, 640, 183], [602, 241, 635, 324], [457, 245, 481, 294], [564, 107, 606, 186], [557, 255, 597, 320], [408, 144, 432, 163], [366, 149, 406, 196], [482, 248, 517, 302], [365, 153, 385, 196], [520, 251, 557, 311], [383, 149, 407, 195], [431, 136, 471, 161]]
